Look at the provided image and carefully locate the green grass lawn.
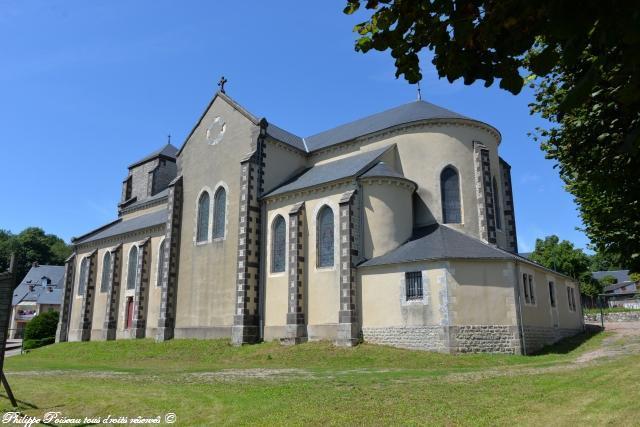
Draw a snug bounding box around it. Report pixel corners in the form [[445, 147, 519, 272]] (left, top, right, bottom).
[[2, 331, 638, 426]]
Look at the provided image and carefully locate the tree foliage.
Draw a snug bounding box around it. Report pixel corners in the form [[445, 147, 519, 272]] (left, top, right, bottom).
[[0, 227, 71, 282], [344, 1, 640, 271], [24, 310, 59, 341], [529, 235, 590, 280], [630, 272, 640, 283], [598, 275, 618, 286]]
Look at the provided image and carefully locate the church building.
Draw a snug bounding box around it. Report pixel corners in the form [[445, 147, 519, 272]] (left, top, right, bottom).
[[57, 88, 584, 354]]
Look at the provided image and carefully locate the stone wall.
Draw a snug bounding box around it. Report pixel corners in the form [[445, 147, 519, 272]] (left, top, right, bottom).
[[522, 326, 582, 354], [452, 325, 520, 354], [362, 326, 447, 352], [584, 311, 640, 323]]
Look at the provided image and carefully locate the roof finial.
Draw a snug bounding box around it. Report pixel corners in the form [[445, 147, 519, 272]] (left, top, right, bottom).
[[417, 81, 422, 101], [218, 76, 228, 94], [167, 134, 171, 145]]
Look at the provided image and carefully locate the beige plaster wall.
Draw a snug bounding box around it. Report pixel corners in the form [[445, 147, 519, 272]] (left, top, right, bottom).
[[360, 179, 413, 259], [263, 206, 292, 329], [448, 260, 518, 326], [120, 203, 167, 221], [263, 139, 308, 195], [175, 96, 259, 333], [359, 262, 446, 327]]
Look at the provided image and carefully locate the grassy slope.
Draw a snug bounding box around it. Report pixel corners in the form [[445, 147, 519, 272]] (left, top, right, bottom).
[[2, 332, 639, 426]]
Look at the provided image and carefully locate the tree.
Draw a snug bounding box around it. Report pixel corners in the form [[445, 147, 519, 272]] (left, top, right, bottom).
[[598, 275, 618, 286], [344, 1, 640, 271], [529, 235, 590, 279], [589, 251, 622, 272], [579, 272, 602, 307], [630, 272, 640, 283], [23, 310, 59, 350], [0, 227, 71, 282]]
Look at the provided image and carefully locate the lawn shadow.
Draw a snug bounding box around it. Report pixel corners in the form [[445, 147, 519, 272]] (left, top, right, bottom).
[[534, 325, 603, 355]]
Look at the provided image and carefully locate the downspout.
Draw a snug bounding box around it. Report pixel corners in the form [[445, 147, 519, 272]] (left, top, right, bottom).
[[513, 260, 526, 355]]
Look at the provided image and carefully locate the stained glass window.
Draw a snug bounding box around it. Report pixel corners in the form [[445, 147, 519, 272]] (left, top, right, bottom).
[[78, 257, 89, 296], [196, 191, 210, 242], [157, 239, 166, 287], [127, 245, 138, 290], [213, 187, 226, 239], [317, 206, 334, 267], [441, 167, 461, 223], [100, 251, 111, 293], [271, 216, 286, 273]]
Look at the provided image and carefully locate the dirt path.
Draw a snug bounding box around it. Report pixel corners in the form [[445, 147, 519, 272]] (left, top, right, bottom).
[[576, 321, 640, 363]]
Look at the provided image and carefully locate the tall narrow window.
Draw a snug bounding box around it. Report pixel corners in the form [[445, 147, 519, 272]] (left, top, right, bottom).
[[528, 274, 536, 304], [405, 271, 423, 301], [317, 206, 334, 268], [441, 166, 461, 223], [493, 177, 502, 230], [196, 191, 210, 243], [156, 239, 166, 288], [213, 187, 226, 239], [271, 216, 286, 273], [78, 257, 89, 296], [548, 281, 556, 307], [522, 273, 530, 303], [567, 287, 576, 311], [100, 251, 111, 293], [127, 245, 138, 290]]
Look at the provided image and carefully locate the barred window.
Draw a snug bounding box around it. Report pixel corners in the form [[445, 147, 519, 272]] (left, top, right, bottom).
[[196, 191, 210, 243], [271, 216, 286, 273], [157, 239, 166, 288], [317, 206, 334, 268], [493, 177, 502, 230], [441, 166, 461, 223], [213, 187, 226, 239], [77, 257, 89, 296], [127, 245, 138, 290], [100, 251, 111, 293], [548, 281, 556, 307], [405, 271, 423, 301]]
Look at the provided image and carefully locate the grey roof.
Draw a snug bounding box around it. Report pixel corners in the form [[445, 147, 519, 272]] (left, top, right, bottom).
[[266, 123, 306, 152], [360, 161, 406, 180], [12, 265, 65, 306], [264, 146, 391, 197], [360, 223, 519, 267], [121, 188, 169, 212], [304, 101, 470, 152], [74, 208, 168, 244], [129, 143, 178, 168], [592, 270, 630, 283], [264, 100, 487, 154], [604, 281, 637, 293]]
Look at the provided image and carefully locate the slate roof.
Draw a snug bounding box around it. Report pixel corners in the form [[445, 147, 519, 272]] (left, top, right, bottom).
[[264, 100, 491, 153], [129, 143, 178, 168], [360, 161, 406, 180], [360, 224, 518, 267], [121, 188, 169, 212], [604, 281, 637, 293], [12, 265, 65, 306], [592, 270, 630, 284], [73, 209, 168, 244], [264, 146, 392, 197]]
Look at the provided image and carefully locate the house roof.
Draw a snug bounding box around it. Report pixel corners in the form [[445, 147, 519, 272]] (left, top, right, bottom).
[[12, 265, 65, 306], [263, 146, 392, 197], [592, 270, 630, 283], [73, 208, 167, 244], [603, 281, 637, 293], [129, 143, 178, 169]]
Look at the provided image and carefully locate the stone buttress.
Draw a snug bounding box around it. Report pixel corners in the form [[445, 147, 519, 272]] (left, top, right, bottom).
[[284, 201, 306, 344], [102, 244, 122, 340], [131, 238, 151, 338], [56, 253, 76, 343]]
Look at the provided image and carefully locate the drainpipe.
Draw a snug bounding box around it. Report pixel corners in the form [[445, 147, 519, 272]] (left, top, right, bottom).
[[513, 260, 527, 355]]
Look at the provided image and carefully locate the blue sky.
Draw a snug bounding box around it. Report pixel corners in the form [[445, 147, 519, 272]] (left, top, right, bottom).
[[0, 0, 589, 252]]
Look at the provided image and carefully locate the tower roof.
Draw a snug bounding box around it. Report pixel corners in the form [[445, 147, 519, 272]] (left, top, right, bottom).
[[129, 143, 179, 169]]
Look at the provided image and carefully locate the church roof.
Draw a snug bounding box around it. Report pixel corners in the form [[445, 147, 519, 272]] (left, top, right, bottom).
[[129, 143, 178, 169], [360, 224, 518, 267], [264, 146, 392, 197], [73, 208, 167, 244], [360, 161, 406, 180]]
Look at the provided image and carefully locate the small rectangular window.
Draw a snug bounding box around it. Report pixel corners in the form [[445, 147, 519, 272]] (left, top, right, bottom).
[[405, 271, 423, 301], [522, 273, 530, 303], [528, 274, 535, 304], [549, 281, 556, 307], [567, 287, 576, 312]]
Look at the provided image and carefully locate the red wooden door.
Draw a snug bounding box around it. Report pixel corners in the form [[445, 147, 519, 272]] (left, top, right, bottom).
[[126, 298, 134, 329]]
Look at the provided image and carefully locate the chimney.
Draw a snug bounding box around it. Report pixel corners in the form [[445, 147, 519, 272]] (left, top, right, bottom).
[[28, 285, 35, 292], [47, 286, 53, 293], [32, 261, 39, 268]]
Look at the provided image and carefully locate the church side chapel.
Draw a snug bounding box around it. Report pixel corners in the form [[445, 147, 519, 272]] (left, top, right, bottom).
[[57, 81, 584, 354]]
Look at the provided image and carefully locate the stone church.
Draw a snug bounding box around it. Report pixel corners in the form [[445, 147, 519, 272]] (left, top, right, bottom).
[[56, 88, 584, 354]]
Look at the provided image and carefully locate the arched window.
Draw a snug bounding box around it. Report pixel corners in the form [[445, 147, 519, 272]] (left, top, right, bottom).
[[100, 251, 111, 293], [271, 215, 286, 273], [493, 177, 502, 230], [213, 187, 226, 239], [77, 257, 89, 296], [156, 239, 166, 287], [317, 206, 334, 268], [441, 166, 461, 224], [196, 191, 210, 242], [127, 245, 138, 290]]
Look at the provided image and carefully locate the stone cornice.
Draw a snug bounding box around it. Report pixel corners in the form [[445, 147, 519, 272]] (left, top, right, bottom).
[[74, 224, 165, 252], [358, 176, 417, 192], [264, 179, 354, 205]]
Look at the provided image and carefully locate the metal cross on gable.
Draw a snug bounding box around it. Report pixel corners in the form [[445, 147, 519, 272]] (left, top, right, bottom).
[[218, 76, 228, 93]]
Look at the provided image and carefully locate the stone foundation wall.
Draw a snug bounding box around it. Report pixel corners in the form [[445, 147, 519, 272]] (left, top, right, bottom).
[[452, 325, 520, 354], [522, 326, 582, 354], [362, 326, 447, 352], [584, 311, 640, 323]]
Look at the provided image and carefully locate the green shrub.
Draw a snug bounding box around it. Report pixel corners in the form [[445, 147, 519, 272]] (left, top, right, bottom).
[[23, 336, 55, 350], [24, 310, 59, 341]]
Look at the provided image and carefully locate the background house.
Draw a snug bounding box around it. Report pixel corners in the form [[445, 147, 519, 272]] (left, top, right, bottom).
[[10, 262, 65, 338]]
